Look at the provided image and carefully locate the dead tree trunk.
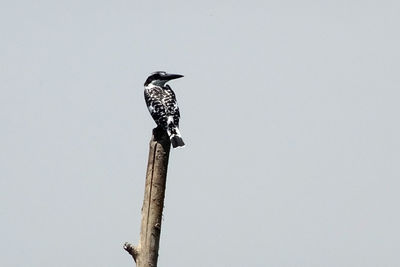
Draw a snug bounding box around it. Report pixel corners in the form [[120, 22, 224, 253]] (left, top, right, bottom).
[[124, 127, 171, 267]]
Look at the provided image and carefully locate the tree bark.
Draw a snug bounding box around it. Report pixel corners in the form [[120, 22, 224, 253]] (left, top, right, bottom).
[[124, 127, 171, 267]]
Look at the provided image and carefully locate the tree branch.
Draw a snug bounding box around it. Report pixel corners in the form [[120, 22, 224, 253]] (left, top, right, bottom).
[[124, 242, 139, 262], [124, 127, 171, 267]]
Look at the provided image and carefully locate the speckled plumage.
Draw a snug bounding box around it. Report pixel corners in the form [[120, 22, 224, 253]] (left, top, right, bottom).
[[144, 85, 180, 131], [144, 71, 185, 148]]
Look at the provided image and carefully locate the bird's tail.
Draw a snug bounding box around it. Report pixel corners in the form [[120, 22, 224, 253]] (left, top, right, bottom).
[[171, 135, 185, 148], [167, 125, 185, 149]]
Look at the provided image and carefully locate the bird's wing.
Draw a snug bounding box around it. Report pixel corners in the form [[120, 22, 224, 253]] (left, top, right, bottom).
[[144, 88, 168, 128], [164, 85, 180, 127]]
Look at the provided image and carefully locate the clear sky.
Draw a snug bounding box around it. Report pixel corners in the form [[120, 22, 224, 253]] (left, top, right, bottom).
[[1, 0, 399, 266]]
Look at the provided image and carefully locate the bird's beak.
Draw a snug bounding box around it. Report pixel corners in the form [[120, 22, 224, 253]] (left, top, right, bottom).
[[165, 73, 184, 81]]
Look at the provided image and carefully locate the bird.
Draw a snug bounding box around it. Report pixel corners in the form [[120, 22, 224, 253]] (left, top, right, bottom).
[[144, 71, 185, 148]]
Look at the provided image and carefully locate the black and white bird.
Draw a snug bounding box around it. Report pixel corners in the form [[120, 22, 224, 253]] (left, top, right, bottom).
[[144, 71, 185, 148]]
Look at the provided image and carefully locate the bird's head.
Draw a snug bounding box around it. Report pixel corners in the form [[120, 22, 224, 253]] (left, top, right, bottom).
[[144, 71, 184, 87]]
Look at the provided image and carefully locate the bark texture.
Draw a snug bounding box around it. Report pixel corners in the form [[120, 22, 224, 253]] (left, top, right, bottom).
[[125, 127, 171, 267]]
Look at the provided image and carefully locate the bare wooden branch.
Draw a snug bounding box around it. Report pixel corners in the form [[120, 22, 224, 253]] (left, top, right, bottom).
[[124, 242, 138, 262], [125, 127, 171, 267]]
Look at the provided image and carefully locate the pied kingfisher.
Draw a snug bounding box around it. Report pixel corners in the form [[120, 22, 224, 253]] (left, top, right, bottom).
[[144, 71, 185, 148]]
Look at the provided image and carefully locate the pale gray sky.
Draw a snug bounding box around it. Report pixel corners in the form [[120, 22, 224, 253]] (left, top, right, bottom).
[[1, 0, 399, 266]]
